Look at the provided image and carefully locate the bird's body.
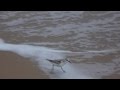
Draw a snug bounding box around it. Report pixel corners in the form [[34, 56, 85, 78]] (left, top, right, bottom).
[[47, 58, 71, 72]]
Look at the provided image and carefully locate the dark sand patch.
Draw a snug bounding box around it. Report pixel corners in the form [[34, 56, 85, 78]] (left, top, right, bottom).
[[102, 70, 120, 79], [0, 51, 49, 79]]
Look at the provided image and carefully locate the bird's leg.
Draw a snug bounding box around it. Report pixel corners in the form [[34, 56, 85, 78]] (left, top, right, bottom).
[[60, 66, 65, 73], [51, 64, 54, 73]]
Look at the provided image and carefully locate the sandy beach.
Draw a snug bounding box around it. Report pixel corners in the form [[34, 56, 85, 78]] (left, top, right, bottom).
[[0, 51, 49, 79], [0, 11, 120, 79]]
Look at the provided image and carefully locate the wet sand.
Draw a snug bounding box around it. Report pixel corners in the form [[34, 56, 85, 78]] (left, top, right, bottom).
[[0, 51, 49, 79], [103, 74, 120, 79]]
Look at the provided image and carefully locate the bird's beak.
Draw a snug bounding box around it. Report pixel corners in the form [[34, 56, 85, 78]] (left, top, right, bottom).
[[69, 60, 72, 63], [66, 58, 72, 63]]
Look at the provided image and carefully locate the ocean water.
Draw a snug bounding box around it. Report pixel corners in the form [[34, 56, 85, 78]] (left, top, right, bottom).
[[0, 11, 120, 79]]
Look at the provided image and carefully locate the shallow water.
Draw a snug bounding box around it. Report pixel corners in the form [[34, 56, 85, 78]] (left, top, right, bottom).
[[0, 11, 120, 79]]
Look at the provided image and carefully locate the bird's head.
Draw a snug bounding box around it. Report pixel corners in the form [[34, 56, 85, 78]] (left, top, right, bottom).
[[66, 58, 72, 63]]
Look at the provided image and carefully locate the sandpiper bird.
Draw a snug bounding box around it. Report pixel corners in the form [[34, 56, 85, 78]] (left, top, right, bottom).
[[47, 58, 71, 72]]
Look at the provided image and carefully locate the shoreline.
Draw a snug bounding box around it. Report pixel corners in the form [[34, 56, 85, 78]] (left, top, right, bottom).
[[0, 51, 49, 79]]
